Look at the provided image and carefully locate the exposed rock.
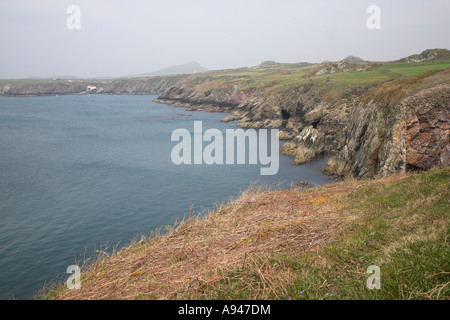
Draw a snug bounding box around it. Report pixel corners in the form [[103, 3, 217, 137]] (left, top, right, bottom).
[[323, 76, 449, 179], [220, 115, 238, 123], [275, 128, 296, 140], [281, 126, 331, 164], [155, 70, 367, 170], [395, 48, 450, 64], [404, 85, 449, 170]]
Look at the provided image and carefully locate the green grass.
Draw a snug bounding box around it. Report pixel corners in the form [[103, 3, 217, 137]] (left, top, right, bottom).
[[190, 63, 402, 96], [329, 69, 399, 84], [179, 60, 449, 100], [191, 167, 450, 300], [383, 62, 450, 76], [0, 79, 62, 85]]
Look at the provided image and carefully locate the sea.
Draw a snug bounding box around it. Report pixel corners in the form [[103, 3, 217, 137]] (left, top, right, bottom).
[[0, 94, 332, 299]]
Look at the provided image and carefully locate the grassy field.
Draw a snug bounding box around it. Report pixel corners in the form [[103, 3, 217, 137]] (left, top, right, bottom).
[[43, 166, 449, 300], [191, 63, 401, 94], [382, 62, 450, 76], [328, 69, 399, 84], [0, 79, 62, 85], [178, 58, 446, 100]]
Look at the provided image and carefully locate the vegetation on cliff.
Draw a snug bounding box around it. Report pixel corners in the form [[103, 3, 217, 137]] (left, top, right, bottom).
[[43, 166, 449, 300]]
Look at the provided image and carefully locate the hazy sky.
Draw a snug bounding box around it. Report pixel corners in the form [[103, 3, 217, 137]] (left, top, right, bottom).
[[1, 0, 449, 78]]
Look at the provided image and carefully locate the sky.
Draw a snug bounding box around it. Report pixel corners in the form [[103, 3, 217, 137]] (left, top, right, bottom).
[[0, 0, 449, 78]]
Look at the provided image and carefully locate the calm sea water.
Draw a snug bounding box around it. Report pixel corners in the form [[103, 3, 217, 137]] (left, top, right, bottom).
[[0, 94, 332, 299]]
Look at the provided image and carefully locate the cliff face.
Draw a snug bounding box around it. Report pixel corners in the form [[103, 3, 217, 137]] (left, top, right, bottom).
[[323, 70, 449, 179], [156, 84, 349, 164], [0, 81, 88, 96], [0, 76, 186, 97], [154, 68, 369, 165], [404, 85, 449, 171], [156, 67, 449, 179], [99, 76, 186, 95]]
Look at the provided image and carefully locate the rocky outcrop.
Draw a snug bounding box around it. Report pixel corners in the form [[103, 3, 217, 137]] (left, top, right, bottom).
[[280, 126, 323, 164], [154, 74, 358, 166], [395, 48, 450, 64], [404, 85, 449, 170], [323, 73, 449, 179], [322, 100, 407, 178]]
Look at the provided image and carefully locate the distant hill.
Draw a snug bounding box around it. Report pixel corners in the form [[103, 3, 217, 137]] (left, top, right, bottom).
[[394, 48, 450, 63], [258, 60, 279, 67], [132, 61, 208, 77], [340, 49, 450, 65], [342, 56, 365, 63]]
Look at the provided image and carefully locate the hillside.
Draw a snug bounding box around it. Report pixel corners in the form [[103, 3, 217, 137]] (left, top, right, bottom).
[[137, 61, 208, 77], [342, 56, 365, 63], [43, 166, 449, 300], [394, 48, 450, 64], [0, 75, 187, 97]]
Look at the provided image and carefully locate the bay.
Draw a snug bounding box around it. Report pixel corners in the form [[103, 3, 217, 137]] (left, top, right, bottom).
[[0, 94, 332, 299]]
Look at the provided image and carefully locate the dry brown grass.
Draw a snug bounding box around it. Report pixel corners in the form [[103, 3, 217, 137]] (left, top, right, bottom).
[[49, 177, 404, 300]]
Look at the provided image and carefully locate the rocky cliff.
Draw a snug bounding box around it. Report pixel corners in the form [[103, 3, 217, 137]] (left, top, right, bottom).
[[0, 75, 186, 97], [155, 62, 449, 179], [323, 70, 449, 179], [155, 63, 378, 164]]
